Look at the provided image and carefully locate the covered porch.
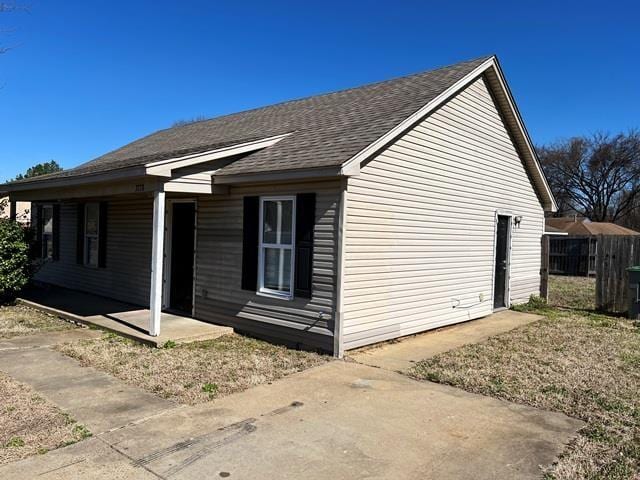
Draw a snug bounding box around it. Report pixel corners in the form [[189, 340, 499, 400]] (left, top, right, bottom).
[[5, 140, 270, 340], [19, 285, 233, 347], [4, 133, 341, 353]]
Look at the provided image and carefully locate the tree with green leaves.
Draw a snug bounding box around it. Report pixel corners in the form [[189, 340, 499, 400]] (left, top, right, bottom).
[[14, 160, 63, 180]]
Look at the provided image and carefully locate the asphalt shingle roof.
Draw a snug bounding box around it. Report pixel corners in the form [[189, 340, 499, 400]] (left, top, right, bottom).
[[9, 56, 491, 185], [546, 217, 640, 236]]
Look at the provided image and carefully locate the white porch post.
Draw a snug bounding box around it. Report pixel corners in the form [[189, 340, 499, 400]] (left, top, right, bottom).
[[149, 188, 166, 336]]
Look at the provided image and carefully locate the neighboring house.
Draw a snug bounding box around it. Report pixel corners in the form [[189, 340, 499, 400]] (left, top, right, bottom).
[[0, 56, 556, 355], [0, 197, 31, 225], [546, 216, 640, 276]]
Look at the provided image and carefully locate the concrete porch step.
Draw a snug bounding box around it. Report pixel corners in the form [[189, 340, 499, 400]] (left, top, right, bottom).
[[18, 286, 233, 348]]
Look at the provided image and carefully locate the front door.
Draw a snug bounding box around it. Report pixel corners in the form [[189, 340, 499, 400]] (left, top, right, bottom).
[[169, 202, 196, 314], [493, 215, 510, 309]]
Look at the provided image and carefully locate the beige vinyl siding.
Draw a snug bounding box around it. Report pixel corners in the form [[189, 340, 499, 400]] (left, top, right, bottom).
[[194, 179, 340, 351], [342, 76, 544, 350], [34, 197, 152, 305]]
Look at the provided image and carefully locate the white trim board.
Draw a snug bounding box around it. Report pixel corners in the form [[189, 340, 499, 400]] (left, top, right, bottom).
[[257, 195, 297, 301], [162, 198, 198, 317], [491, 211, 514, 310], [340, 56, 557, 212], [145, 133, 293, 177]]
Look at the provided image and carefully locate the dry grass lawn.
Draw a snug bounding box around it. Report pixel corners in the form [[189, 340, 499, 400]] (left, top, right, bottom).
[[57, 333, 329, 405], [409, 302, 640, 479], [0, 303, 75, 339], [0, 371, 91, 465], [549, 275, 596, 310]]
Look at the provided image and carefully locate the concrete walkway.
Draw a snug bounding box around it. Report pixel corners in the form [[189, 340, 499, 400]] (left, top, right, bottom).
[[0, 335, 177, 434], [20, 285, 233, 347], [0, 328, 102, 351], [0, 357, 583, 479], [349, 310, 543, 372]]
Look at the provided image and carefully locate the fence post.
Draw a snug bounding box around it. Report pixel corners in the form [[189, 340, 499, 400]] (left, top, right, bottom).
[[540, 234, 550, 301], [595, 235, 603, 310]]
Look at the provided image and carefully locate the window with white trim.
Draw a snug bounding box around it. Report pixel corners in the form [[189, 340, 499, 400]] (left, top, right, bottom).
[[41, 205, 54, 260], [84, 203, 100, 267], [258, 196, 295, 298]]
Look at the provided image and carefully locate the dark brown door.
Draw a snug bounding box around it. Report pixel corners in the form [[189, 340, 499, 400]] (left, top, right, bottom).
[[169, 202, 196, 314], [494, 216, 510, 309]]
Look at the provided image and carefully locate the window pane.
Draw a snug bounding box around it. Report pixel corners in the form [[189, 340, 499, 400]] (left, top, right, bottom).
[[87, 237, 99, 267], [263, 200, 292, 245], [43, 235, 53, 259], [280, 201, 292, 244], [263, 201, 277, 243], [42, 207, 53, 234], [85, 204, 99, 235], [263, 247, 291, 293]]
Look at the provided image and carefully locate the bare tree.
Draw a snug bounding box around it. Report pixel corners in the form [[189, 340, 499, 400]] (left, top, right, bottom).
[[172, 116, 208, 128], [0, 2, 25, 55], [538, 131, 640, 222]]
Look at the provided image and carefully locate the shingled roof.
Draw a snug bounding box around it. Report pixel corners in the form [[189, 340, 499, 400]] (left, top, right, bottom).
[[8, 56, 492, 185], [546, 217, 640, 236]]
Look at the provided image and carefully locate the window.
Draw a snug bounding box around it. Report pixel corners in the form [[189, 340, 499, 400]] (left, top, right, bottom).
[[258, 196, 295, 298], [41, 205, 54, 259], [84, 203, 100, 267]]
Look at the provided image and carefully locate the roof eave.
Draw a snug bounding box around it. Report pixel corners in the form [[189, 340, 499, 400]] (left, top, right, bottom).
[[339, 56, 558, 213], [213, 166, 345, 185], [1, 165, 149, 193], [2, 133, 294, 194]]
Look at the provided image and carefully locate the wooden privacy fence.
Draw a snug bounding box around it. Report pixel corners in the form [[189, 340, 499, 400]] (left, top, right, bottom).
[[595, 235, 640, 313]]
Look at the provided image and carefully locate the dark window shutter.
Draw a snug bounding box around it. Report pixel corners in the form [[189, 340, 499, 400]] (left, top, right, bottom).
[[98, 202, 108, 268], [52, 204, 60, 261], [76, 203, 85, 265], [34, 205, 43, 259], [241, 196, 259, 291], [294, 193, 315, 298]]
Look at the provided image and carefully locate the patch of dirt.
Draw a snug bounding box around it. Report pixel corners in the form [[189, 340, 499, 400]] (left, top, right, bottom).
[[0, 371, 91, 465], [0, 304, 76, 339], [57, 333, 330, 405], [409, 307, 640, 479]]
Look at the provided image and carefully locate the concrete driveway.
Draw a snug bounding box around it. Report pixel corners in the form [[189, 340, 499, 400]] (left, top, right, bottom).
[[0, 359, 583, 480]]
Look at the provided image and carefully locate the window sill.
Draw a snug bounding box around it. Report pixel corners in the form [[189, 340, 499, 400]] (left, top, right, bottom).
[[256, 290, 294, 301]]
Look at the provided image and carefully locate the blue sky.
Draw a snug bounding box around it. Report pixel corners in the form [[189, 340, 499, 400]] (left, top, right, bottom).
[[0, 0, 638, 181]]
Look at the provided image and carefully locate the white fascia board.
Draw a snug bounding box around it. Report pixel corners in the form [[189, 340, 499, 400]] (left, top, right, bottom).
[[340, 56, 558, 212], [489, 60, 558, 212], [213, 166, 342, 185], [1, 166, 148, 192], [145, 133, 293, 177], [340, 57, 495, 172]]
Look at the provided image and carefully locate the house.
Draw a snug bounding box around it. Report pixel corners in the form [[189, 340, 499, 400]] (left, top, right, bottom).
[[546, 216, 640, 276], [0, 55, 556, 356], [0, 197, 31, 225]]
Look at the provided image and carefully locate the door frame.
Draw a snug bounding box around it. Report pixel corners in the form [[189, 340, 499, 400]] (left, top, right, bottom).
[[162, 198, 198, 316], [491, 210, 514, 311]]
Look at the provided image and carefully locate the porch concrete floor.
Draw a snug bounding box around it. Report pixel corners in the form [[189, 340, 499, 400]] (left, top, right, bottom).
[[19, 285, 233, 347]]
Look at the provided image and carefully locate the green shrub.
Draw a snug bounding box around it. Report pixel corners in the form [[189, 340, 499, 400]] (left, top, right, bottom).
[[0, 218, 32, 302], [512, 294, 550, 313]]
